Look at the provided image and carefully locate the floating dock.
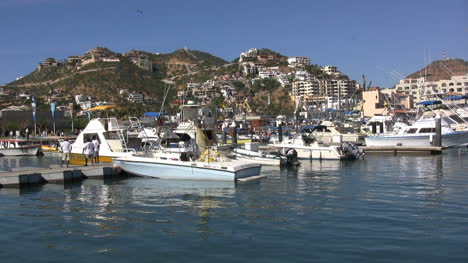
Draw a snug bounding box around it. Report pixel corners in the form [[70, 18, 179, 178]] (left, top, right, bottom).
[[0, 164, 121, 188], [360, 146, 444, 155]]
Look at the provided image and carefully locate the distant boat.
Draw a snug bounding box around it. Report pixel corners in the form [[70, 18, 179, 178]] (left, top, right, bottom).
[[0, 139, 40, 156], [299, 120, 365, 145], [268, 131, 364, 160]]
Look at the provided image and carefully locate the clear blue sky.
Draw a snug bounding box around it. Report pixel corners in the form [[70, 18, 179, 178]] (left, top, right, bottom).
[[0, 0, 466, 88]]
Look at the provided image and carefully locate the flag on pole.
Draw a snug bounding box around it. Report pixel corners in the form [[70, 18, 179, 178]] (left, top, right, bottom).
[[31, 96, 37, 122], [50, 101, 56, 121], [69, 102, 74, 118], [86, 97, 92, 121]]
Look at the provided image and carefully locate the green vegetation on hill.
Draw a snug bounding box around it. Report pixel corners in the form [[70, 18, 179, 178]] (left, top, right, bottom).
[[406, 58, 467, 82]]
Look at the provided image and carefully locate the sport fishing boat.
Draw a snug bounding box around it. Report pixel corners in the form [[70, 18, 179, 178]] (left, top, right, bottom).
[[113, 148, 262, 181], [300, 120, 365, 145], [364, 116, 468, 148], [0, 139, 41, 156], [365, 102, 468, 148], [70, 118, 135, 164], [231, 142, 301, 166], [268, 131, 364, 160]]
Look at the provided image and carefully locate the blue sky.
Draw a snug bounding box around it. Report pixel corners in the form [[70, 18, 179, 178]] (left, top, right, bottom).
[[0, 0, 466, 88]]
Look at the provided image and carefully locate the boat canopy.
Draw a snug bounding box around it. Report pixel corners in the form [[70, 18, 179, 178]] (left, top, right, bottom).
[[144, 112, 167, 117], [415, 100, 442, 106], [299, 125, 325, 132], [443, 95, 467, 100], [343, 110, 360, 114]]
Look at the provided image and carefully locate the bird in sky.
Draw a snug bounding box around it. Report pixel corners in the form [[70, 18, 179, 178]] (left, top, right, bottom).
[[136, 9, 143, 15]]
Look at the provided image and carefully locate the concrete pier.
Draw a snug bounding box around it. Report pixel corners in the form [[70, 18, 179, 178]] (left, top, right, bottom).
[[361, 146, 444, 155], [0, 164, 121, 188]]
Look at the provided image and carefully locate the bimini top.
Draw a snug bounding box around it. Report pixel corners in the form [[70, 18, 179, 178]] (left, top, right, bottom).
[[144, 112, 167, 117], [343, 110, 360, 115], [443, 95, 467, 100], [415, 100, 442, 106]]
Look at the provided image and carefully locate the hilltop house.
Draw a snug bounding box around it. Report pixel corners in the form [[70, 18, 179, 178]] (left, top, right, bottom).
[[321, 65, 342, 77], [288, 56, 310, 68]]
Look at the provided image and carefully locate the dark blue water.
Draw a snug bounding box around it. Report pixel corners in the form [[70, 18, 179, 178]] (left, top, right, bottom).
[[1, 150, 467, 262]]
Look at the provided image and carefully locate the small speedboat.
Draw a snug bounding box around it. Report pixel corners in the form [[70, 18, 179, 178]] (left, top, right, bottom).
[[0, 139, 40, 156]]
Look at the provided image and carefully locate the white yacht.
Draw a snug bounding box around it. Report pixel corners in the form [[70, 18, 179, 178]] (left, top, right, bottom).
[[364, 116, 468, 148]]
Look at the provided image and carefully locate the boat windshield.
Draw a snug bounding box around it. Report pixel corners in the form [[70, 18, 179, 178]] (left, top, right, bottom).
[[447, 114, 465, 124]]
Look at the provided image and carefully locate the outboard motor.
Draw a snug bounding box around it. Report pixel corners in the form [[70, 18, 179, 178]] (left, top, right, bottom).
[[340, 142, 365, 160], [280, 148, 301, 167]]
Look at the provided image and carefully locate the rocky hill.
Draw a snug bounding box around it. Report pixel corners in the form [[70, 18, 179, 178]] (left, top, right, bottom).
[[406, 58, 467, 81], [5, 47, 230, 106]]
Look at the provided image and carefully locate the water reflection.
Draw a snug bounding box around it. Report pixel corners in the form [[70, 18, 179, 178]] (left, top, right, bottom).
[[0, 155, 59, 171]]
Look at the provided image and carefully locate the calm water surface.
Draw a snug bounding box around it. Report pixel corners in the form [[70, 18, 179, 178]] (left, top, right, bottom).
[[0, 150, 467, 262]]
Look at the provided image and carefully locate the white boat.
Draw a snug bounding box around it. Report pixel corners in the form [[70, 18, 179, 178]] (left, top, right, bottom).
[[70, 118, 135, 164], [300, 120, 365, 145], [231, 142, 301, 166], [0, 139, 40, 156], [269, 136, 346, 160], [113, 151, 262, 181], [233, 147, 283, 166], [365, 116, 468, 148]]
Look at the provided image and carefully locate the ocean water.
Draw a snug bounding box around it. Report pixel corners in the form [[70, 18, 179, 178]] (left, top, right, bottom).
[[0, 149, 467, 263]]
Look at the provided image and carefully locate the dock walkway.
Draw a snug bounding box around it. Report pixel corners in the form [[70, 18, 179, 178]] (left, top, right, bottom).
[[360, 146, 444, 154], [0, 164, 121, 188]]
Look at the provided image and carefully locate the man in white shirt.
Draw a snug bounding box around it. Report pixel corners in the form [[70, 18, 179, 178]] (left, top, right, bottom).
[[92, 136, 100, 164], [60, 137, 73, 168], [82, 138, 94, 166]]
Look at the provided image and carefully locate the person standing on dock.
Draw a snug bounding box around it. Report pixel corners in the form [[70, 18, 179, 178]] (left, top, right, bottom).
[[82, 138, 94, 166], [60, 137, 73, 168], [92, 136, 100, 164]]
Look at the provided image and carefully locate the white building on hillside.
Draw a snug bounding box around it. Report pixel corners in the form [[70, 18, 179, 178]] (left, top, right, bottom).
[[128, 93, 144, 104], [294, 70, 315, 82], [321, 65, 342, 77], [239, 48, 258, 62], [292, 80, 320, 98], [288, 56, 310, 68], [276, 74, 291, 87], [391, 75, 468, 103]]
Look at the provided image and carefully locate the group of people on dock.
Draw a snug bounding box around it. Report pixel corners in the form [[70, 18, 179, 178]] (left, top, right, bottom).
[[82, 136, 100, 166], [59, 136, 100, 167]]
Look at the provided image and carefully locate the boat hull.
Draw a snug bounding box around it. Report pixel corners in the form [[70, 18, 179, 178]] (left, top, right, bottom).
[[272, 144, 345, 160], [365, 131, 468, 148], [113, 157, 262, 181], [0, 145, 40, 156], [69, 152, 133, 165]]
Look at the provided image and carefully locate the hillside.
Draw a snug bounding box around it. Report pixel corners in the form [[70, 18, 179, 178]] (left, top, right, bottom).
[[146, 48, 228, 79], [3, 46, 297, 116], [5, 47, 230, 107], [406, 58, 467, 81], [8, 57, 168, 104]]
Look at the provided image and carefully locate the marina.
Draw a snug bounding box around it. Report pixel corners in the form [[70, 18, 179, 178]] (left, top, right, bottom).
[[0, 1, 466, 261], [0, 149, 467, 262]]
